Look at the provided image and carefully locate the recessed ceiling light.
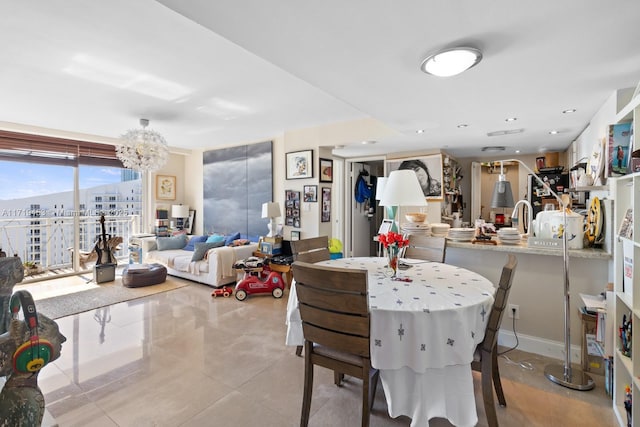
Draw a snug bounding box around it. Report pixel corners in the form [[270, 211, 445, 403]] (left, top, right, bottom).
[[515, 150, 521, 153], [563, 109, 577, 114], [361, 140, 376, 145], [416, 129, 424, 134], [420, 47, 482, 77], [457, 124, 468, 128], [549, 130, 559, 135], [505, 117, 518, 122]]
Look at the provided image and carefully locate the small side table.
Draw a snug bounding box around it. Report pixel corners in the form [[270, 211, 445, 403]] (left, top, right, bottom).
[[253, 251, 292, 288]]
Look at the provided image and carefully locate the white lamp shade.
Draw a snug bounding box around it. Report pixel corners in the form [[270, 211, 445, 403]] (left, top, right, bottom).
[[379, 170, 428, 207], [375, 177, 387, 200], [261, 202, 281, 219], [171, 204, 189, 218]]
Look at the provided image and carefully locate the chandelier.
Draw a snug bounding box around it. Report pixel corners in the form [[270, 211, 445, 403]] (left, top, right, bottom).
[[116, 118, 169, 172]]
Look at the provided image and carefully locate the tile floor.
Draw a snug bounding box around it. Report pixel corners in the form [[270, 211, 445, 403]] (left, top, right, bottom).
[[22, 277, 618, 426]]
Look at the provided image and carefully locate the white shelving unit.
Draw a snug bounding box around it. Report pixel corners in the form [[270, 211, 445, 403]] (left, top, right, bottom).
[[611, 90, 640, 427]]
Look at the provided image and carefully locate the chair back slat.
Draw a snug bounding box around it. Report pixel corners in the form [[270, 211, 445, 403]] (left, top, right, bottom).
[[293, 261, 367, 294], [482, 254, 518, 352], [297, 284, 369, 316], [403, 235, 447, 263], [291, 236, 331, 263]]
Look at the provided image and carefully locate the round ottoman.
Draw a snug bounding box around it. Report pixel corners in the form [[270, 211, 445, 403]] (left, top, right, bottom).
[[122, 263, 167, 288]]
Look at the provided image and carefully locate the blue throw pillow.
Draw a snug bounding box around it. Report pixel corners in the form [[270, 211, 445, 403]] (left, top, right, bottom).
[[183, 235, 208, 251], [206, 234, 226, 244], [156, 235, 188, 251], [192, 241, 225, 261], [225, 232, 241, 246]]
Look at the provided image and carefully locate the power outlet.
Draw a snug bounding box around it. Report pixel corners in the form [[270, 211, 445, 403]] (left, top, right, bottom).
[[508, 304, 520, 319]]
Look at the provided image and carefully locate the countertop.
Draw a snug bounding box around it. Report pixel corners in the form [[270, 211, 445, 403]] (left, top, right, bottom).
[[446, 239, 611, 260]]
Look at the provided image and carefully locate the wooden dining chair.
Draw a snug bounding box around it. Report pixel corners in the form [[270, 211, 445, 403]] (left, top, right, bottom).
[[471, 254, 518, 427], [290, 236, 331, 356], [292, 261, 380, 427], [290, 236, 331, 263], [402, 234, 447, 263]]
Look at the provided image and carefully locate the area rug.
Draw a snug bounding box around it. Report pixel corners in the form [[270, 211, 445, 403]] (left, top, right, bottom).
[[32, 275, 191, 320]]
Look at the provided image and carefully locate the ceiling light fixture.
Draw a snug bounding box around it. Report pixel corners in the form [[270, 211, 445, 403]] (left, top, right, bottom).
[[416, 129, 424, 134], [505, 117, 518, 122], [117, 118, 169, 172], [457, 124, 468, 128], [549, 130, 559, 135], [563, 109, 577, 114], [420, 47, 482, 77]]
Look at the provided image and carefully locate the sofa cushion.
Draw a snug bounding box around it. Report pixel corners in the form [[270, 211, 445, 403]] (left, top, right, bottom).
[[157, 235, 188, 251], [192, 241, 225, 261], [184, 235, 208, 251], [225, 232, 241, 246], [206, 234, 226, 244]]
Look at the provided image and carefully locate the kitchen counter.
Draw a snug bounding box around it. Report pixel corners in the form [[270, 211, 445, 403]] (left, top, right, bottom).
[[446, 239, 610, 260]]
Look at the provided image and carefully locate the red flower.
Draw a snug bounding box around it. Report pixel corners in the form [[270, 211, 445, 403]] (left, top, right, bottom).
[[379, 231, 409, 249]]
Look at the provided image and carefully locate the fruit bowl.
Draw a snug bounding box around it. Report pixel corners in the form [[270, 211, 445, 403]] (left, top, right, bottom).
[[405, 212, 427, 223]]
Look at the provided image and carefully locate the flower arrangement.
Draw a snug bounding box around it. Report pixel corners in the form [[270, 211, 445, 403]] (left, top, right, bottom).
[[378, 231, 409, 277]]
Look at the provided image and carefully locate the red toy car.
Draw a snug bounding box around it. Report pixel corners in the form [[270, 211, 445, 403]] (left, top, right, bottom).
[[234, 258, 285, 301], [211, 286, 232, 298]]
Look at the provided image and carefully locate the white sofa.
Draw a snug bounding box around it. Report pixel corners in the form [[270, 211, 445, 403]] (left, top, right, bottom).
[[141, 238, 258, 287]]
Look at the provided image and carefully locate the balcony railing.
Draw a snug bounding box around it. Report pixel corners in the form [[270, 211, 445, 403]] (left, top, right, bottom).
[[0, 214, 141, 282]]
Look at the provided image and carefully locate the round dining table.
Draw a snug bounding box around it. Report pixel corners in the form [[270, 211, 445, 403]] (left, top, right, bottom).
[[286, 257, 496, 427]]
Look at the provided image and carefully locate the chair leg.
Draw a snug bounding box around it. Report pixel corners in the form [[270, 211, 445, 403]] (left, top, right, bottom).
[[295, 345, 303, 357], [491, 347, 507, 407], [361, 367, 371, 427], [481, 352, 499, 427], [300, 343, 314, 427], [334, 371, 344, 386]]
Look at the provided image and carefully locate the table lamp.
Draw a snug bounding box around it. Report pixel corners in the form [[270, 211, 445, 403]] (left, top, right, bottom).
[[492, 158, 593, 391], [171, 204, 190, 230], [375, 177, 398, 232], [262, 202, 281, 237], [379, 170, 427, 232]]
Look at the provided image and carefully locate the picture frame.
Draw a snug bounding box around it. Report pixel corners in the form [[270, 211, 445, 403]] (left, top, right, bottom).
[[156, 175, 176, 200], [286, 150, 313, 179], [321, 187, 331, 222], [386, 153, 444, 201], [285, 190, 301, 228], [303, 185, 318, 202], [378, 219, 394, 235], [291, 230, 300, 241], [184, 210, 196, 235], [319, 158, 333, 183]]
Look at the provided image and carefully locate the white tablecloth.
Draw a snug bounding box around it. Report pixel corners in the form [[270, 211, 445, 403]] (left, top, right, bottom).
[[286, 257, 495, 427]]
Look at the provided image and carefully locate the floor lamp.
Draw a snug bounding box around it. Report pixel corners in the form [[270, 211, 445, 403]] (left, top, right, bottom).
[[491, 159, 594, 391], [379, 170, 427, 235]]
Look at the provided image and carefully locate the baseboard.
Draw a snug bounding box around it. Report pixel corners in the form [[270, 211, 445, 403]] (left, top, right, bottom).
[[498, 329, 582, 364]]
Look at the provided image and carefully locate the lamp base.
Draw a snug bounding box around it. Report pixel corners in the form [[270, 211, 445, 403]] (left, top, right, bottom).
[[544, 363, 594, 391]]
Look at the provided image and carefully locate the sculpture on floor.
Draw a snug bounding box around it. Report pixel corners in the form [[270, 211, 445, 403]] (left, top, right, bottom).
[[0, 259, 67, 427]]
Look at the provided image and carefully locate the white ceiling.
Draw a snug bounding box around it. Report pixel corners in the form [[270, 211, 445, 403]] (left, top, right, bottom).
[[1, 1, 639, 160]]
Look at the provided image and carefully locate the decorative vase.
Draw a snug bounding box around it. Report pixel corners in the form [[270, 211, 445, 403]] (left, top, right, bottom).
[[387, 246, 399, 278]]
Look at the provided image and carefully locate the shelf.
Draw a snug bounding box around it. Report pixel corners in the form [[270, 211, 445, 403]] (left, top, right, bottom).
[[571, 185, 609, 192], [616, 93, 640, 123]]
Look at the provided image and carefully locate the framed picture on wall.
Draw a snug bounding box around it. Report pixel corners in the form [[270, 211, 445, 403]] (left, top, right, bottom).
[[285, 190, 301, 228], [286, 150, 313, 179], [321, 187, 331, 222], [156, 175, 176, 200], [291, 230, 300, 241], [303, 185, 317, 202], [319, 158, 333, 182], [385, 153, 444, 200]]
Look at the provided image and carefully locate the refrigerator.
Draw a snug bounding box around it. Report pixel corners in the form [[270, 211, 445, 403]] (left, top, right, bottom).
[[527, 171, 570, 219]]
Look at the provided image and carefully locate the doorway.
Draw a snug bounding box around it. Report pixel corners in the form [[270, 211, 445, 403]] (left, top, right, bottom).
[[344, 158, 385, 257]]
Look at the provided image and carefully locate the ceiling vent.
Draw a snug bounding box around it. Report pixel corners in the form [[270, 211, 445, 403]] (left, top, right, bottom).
[[481, 146, 506, 152], [487, 128, 525, 137]]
